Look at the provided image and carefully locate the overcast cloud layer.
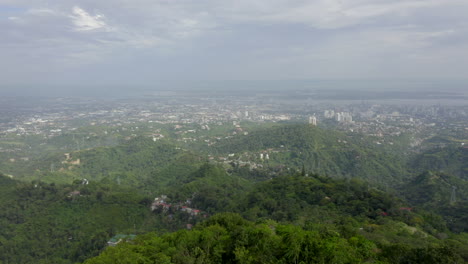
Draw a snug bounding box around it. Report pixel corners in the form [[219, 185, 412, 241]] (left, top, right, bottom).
[[1, 0, 468, 88]]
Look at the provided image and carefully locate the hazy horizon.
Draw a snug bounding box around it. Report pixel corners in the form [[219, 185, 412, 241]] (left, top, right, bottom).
[[1, 79, 467, 98]]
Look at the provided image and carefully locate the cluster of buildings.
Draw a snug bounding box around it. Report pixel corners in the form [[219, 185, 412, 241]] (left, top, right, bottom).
[[150, 195, 204, 218], [318, 103, 467, 148], [324, 110, 353, 123], [0, 94, 466, 159]]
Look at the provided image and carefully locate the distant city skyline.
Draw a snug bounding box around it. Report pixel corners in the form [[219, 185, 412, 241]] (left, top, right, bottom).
[[1, 1, 468, 91]]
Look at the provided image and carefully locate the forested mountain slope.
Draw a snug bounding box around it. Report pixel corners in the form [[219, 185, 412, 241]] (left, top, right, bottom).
[[0, 174, 160, 264], [84, 213, 466, 264], [1, 167, 468, 263], [210, 124, 408, 184], [13, 137, 206, 193], [401, 171, 468, 232], [409, 146, 467, 179]]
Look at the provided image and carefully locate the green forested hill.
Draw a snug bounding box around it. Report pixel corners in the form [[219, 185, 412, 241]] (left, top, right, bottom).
[[72, 137, 195, 190], [81, 171, 468, 263], [237, 175, 401, 222], [403, 171, 468, 205], [409, 146, 468, 179], [401, 171, 468, 233], [0, 164, 251, 264], [83, 213, 466, 264], [165, 163, 253, 214], [4, 124, 444, 188], [210, 124, 408, 184], [1, 168, 468, 264], [0, 175, 157, 264], [12, 137, 206, 192]]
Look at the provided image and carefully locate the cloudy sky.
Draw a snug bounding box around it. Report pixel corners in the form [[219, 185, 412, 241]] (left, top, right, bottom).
[[1, 0, 468, 89]]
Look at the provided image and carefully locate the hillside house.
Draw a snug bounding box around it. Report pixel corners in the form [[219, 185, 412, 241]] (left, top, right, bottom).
[[107, 234, 136, 247]]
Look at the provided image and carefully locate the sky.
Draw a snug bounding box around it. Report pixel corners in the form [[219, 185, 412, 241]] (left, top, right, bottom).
[[1, 0, 468, 91]]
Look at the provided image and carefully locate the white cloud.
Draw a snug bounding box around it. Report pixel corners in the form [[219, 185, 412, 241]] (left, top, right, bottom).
[[1, 0, 468, 83], [70, 6, 108, 31]]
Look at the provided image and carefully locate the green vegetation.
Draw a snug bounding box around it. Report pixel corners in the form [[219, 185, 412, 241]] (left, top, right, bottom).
[[0, 163, 250, 264], [210, 124, 408, 184], [0, 123, 467, 263], [167, 163, 252, 214], [4, 167, 467, 263], [0, 176, 156, 264], [409, 146, 467, 179], [401, 171, 468, 233], [84, 213, 464, 264]]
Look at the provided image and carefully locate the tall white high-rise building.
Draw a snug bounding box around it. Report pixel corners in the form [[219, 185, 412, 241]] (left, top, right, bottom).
[[335, 113, 342, 122], [335, 112, 353, 123], [309, 116, 317, 126]]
